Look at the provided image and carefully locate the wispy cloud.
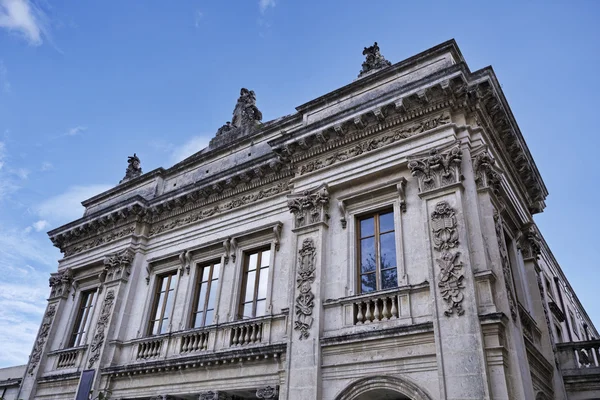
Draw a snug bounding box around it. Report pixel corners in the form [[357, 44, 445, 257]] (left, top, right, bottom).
[[10, 167, 29, 179], [36, 184, 112, 226], [194, 10, 203, 27], [170, 136, 209, 164], [65, 125, 87, 136], [40, 161, 53, 171], [32, 219, 48, 232], [0, 60, 10, 93], [0, 0, 46, 45], [259, 0, 276, 13]]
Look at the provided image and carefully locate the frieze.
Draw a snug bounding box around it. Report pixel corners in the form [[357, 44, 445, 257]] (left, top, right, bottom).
[[65, 225, 136, 257], [408, 144, 462, 193], [299, 113, 451, 175], [28, 305, 56, 374], [295, 238, 316, 339], [430, 202, 465, 317], [49, 268, 73, 299], [493, 210, 518, 321], [287, 184, 330, 228], [149, 181, 290, 237], [88, 289, 115, 368]]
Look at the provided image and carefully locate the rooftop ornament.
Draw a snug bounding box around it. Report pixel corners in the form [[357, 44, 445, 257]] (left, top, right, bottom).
[[120, 153, 142, 183], [358, 42, 392, 78], [216, 88, 263, 136]]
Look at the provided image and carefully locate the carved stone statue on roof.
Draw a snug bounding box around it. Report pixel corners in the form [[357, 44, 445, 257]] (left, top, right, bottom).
[[358, 42, 392, 78], [120, 153, 142, 183], [211, 88, 263, 148]]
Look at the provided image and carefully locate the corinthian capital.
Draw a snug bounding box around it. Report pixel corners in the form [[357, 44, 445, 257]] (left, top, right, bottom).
[[101, 248, 135, 283], [472, 147, 502, 195], [408, 144, 462, 193], [287, 184, 330, 228]]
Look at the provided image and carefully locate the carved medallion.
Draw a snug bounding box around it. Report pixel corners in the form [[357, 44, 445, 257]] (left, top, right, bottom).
[[256, 385, 278, 399], [294, 239, 316, 339]]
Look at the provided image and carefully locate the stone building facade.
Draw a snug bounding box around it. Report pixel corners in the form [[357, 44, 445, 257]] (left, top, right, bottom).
[[13, 40, 599, 400]]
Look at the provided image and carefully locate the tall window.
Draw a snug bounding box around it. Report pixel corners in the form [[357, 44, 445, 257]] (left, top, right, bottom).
[[148, 271, 178, 335], [555, 323, 563, 343], [358, 210, 397, 293], [70, 289, 97, 347], [191, 261, 220, 328], [239, 249, 270, 319]]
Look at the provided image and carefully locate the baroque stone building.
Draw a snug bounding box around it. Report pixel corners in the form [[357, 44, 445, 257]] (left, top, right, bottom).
[[13, 40, 600, 400]]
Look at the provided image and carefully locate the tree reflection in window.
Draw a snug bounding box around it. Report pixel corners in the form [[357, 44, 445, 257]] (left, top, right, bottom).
[[358, 210, 397, 293]]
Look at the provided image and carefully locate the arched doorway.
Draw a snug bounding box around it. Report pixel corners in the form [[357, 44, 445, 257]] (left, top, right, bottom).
[[334, 376, 433, 400]]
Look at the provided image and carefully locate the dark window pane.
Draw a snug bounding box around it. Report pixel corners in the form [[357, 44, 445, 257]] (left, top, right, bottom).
[[361, 273, 376, 293], [381, 268, 398, 289], [360, 217, 374, 238], [380, 232, 397, 269], [361, 238, 376, 273], [379, 211, 394, 233]]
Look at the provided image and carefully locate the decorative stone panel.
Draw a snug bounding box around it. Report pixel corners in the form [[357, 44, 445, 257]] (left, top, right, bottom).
[[493, 210, 518, 321], [408, 144, 462, 194], [256, 385, 278, 399], [294, 238, 316, 339], [88, 289, 115, 368], [28, 305, 57, 374], [101, 248, 134, 283], [287, 184, 329, 229]]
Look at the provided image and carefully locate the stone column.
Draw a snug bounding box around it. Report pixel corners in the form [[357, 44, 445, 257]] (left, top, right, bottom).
[[409, 143, 490, 400], [283, 184, 329, 400], [18, 268, 73, 400]]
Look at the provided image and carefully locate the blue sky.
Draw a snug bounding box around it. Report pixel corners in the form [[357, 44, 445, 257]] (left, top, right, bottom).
[[0, 1, 599, 367]]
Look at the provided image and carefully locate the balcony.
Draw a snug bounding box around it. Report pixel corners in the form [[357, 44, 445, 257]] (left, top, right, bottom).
[[45, 345, 87, 374], [557, 339, 600, 399]]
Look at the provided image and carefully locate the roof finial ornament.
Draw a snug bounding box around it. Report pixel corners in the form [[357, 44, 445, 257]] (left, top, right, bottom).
[[216, 88, 263, 137], [120, 153, 142, 183], [358, 42, 392, 78]]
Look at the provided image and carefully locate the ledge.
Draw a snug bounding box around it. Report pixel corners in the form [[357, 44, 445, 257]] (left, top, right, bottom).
[[320, 321, 433, 346]]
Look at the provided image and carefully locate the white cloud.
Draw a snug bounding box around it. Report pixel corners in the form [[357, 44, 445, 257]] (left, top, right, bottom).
[[170, 136, 209, 164], [36, 184, 112, 225], [32, 219, 48, 232], [259, 0, 276, 13], [0, 0, 45, 45], [10, 167, 29, 179], [65, 125, 87, 136], [40, 161, 53, 171], [0, 60, 10, 93]]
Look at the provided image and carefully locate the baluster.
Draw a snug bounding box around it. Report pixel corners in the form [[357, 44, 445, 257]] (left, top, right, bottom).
[[257, 324, 262, 342], [233, 328, 240, 346], [244, 326, 250, 345], [382, 297, 391, 319], [374, 298, 381, 321], [391, 296, 398, 318], [365, 301, 373, 323], [356, 302, 364, 324], [181, 336, 188, 353], [249, 325, 256, 343], [202, 333, 208, 350]]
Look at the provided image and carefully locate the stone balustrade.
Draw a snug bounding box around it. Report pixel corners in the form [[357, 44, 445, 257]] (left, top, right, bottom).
[[46, 346, 87, 372], [229, 321, 263, 346], [354, 293, 399, 324], [558, 339, 600, 370], [180, 330, 210, 354], [136, 338, 163, 360]]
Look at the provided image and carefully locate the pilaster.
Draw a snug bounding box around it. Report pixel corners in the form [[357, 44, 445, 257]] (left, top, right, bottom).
[[284, 184, 329, 400]]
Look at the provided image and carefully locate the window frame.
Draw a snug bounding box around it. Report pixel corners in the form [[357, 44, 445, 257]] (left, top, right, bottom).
[[147, 270, 179, 336], [69, 289, 97, 348], [238, 247, 272, 320], [190, 260, 221, 329], [356, 207, 398, 294]]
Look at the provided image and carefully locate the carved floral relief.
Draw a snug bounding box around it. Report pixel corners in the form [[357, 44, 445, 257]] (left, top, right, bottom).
[[430, 202, 465, 317], [101, 248, 134, 283], [28, 305, 57, 374], [287, 185, 329, 229], [294, 239, 316, 339], [256, 386, 278, 399], [88, 289, 115, 368], [49, 268, 73, 299], [493, 210, 518, 321]]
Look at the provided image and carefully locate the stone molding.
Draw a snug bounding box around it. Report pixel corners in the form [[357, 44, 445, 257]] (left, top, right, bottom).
[[408, 143, 462, 194], [87, 289, 115, 368], [27, 305, 57, 374], [287, 184, 330, 229], [299, 112, 451, 176], [334, 375, 434, 400], [49, 268, 73, 299], [493, 210, 518, 321], [294, 238, 316, 339], [430, 201, 465, 317]]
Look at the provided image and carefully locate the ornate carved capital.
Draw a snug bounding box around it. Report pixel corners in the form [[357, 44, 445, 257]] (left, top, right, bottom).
[[88, 289, 115, 368], [101, 248, 134, 283], [49, 268, 73, 299], [408, 144, 462, 193], [430, 201, 465, 317], [287, 184, 330, 229], [256, 385, 278, 399], [521, 224, 541, 260], [28, 305, 56, 374], [294, 238, 316, 339], [472, 147, 502, 195]]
